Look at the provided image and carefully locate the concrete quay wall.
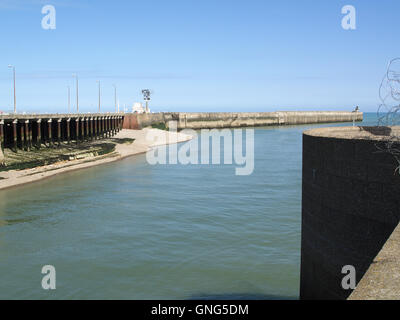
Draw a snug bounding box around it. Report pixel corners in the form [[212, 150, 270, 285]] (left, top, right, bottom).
[[300, 126, 400, 300], [348, 223, 400, 300], [122, 111, 363, 130]]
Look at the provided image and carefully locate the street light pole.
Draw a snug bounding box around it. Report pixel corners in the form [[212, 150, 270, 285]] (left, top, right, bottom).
[[68, 85, 71, 113], [113, 84, 117, 113], [8, 65, 16, 113], [73, 74, 79, 113], [97, 80, 101, 112]]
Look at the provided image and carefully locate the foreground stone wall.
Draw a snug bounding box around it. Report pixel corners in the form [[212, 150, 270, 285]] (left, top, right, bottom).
[[300, 126, 400, 300], [122, 111, 363, 130]]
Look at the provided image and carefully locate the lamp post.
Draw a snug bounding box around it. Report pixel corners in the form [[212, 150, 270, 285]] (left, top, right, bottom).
[[8, 65, 16, 113], [97, 80, 101, 112], [141, 89, 151, 113], [67, 85, 71, 113], [113, 84, 117, 113], [73, 74, 79, 113]]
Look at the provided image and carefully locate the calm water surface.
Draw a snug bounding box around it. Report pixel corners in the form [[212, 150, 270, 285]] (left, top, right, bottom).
[[0, 113, 378, 299]]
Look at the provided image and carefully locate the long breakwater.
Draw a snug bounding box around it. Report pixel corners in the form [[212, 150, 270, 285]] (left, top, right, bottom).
[[122, 111, 363, 130]]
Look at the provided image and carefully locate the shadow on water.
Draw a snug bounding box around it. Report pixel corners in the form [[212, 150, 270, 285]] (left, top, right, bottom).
[[188, 293, 298, 300]]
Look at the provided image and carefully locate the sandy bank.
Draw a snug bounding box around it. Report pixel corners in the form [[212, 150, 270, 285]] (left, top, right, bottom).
[[0, 128, 193, 191]]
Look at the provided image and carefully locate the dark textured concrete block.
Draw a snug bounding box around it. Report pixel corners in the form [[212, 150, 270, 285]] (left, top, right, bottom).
[[301, 126, 400, 300], [334, 139, 355, 160], [368, 163, 400, 183]]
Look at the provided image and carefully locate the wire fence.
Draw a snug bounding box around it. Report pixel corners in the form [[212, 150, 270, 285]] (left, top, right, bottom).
[[377, 58, 400, 174]]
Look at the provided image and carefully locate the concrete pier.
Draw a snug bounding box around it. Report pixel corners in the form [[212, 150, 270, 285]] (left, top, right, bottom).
[[0, 113, 124, 151], [0, 111, 362, 151], [123, 111, 363, 130]]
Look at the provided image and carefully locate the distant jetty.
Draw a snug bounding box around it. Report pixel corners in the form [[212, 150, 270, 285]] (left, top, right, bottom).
[[0, 111, 362, 154], [0, 111, 362, 160], [0, 113, 123, 153], [123, 111, 363, 130]]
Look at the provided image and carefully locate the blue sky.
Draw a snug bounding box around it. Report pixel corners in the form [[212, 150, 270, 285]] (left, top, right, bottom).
[[0, 0, 399, 113]]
